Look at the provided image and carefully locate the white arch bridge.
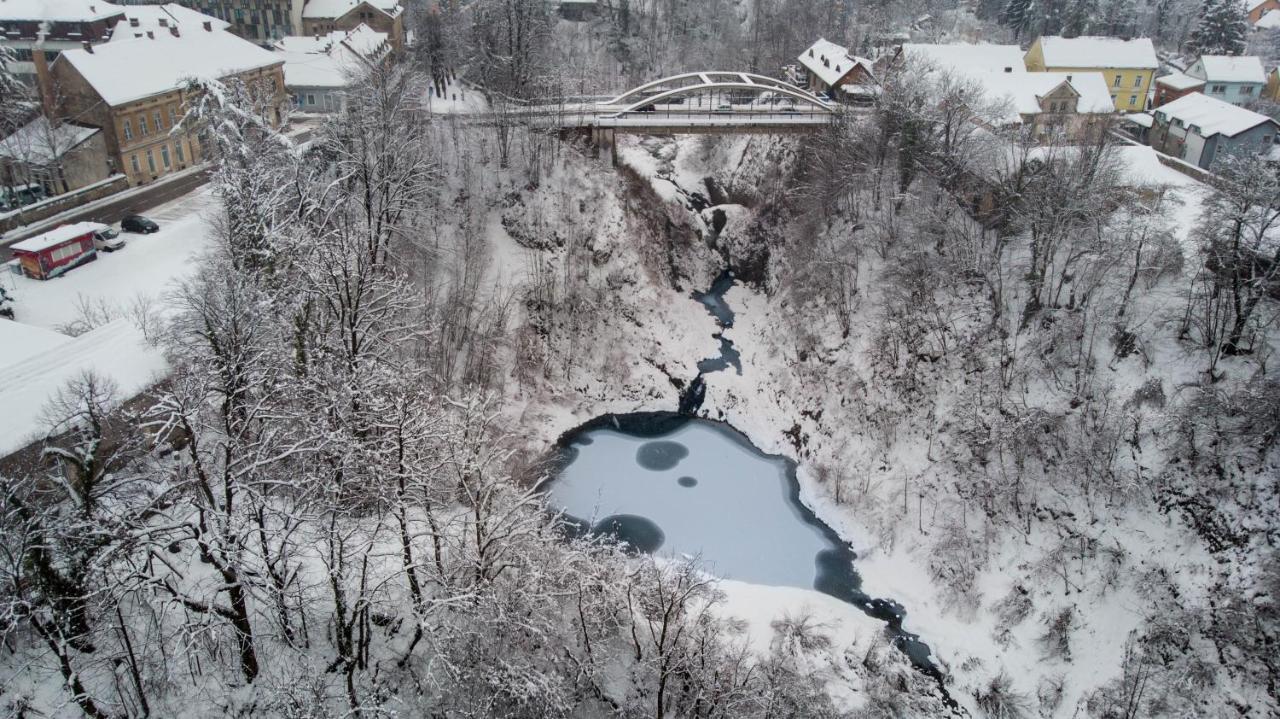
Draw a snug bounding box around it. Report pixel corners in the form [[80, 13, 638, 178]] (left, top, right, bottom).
[[436, 72, 848, 138]]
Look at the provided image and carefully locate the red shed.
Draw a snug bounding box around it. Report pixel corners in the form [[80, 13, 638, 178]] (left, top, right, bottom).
[[10, 221, 106, 280]]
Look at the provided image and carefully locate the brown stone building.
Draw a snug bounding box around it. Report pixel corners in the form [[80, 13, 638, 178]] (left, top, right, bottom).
[[38, 26, 286, 186], [301, 0, 403, 51]]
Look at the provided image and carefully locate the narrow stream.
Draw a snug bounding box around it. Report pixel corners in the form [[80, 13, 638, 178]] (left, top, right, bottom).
[[543, 270, 952, 705]]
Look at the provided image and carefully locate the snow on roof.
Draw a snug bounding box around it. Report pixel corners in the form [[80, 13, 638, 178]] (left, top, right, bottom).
[[1156, 71, 1205, 90], [1243, 0, 1270, 12], [1036, 36, 1158, 69], [968, 71, 1114, 123], [338, 23, 388, 57], [57, 30, 283, 106], [0, 318, 167, 457], [0, 0, 123, 23], [1194, 55, 1267, 84], [0, 117, 99, 163], [301, 0, 401, 20], [275, 23, 388, 60], [1154, 92, 1280, 137], [276, 48, 360, 88], [10, 221, 108, 253], [798, 38, 872, 88], [1257, 9, 1280, 28], [0, 319, 72, 371], [274, 25, 384, 88], [902, 43, 1026, 73], [1125, 112, 1154, 128], [107, 4, 229, 43]]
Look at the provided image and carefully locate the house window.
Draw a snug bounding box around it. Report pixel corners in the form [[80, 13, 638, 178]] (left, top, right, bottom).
[[1113, 74, 1122, 87], [1133, 75, 1142, 88], [1211, 84, 1226, 93], [130, 154, 140, 173], [176, 142, 185, 163], [1128, 95, 1137, 106], [123, 119, 133, 141], [146, 150, 156, 173], [139, 115, 149, 136], [161, 145, 171, 168], [1241, 86, 1254, 95], [169, 105, 178, 125], [154, 110, 163, 130], [306, 93, 315, 105]]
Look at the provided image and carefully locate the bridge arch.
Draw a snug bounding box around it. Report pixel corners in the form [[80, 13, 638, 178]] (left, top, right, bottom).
[[600, 71, 834, 114]]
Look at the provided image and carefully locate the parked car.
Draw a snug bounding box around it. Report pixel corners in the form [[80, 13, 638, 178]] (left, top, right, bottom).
[[93, 227, 125, 252], [121, 215, 159, 233], [713, 103, 733, 113]]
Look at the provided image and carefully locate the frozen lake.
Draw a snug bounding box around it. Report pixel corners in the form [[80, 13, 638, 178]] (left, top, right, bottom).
[[549, 416, 834, 588], [544, 412, 941, 679]]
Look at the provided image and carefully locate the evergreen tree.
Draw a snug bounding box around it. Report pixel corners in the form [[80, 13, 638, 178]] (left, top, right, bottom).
[[1063, 0, 1099, 37], [1001, 0, 1035, 37], [1189, 0, 1249, 55], [0, 285, 13, 319]]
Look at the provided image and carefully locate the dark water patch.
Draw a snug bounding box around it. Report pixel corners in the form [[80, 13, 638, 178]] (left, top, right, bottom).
[[696, 334, 742, 375], [636, 441, 690, 471], [677, 476, 698, 488], [678, 375, 705, 416], [593, 514, 665, 553], [691, 270, 735, 328]]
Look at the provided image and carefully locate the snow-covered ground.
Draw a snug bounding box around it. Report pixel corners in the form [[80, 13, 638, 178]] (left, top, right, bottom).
[[481, 123, 1275, 716], [3, 187, 215, 331], [0, 187, 214, 457]]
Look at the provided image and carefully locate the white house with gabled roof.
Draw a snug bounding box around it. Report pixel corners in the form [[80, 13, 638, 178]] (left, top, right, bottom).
[[1185, 55, 1268, 106]]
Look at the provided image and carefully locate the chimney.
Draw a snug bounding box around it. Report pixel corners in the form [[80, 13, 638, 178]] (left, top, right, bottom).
[[32, 47, 56, 118], [158, 17, 167, 27], [202, 20, 212, 31], [146, 30, 154, 38], [1003, 66, 1012, 73], [129, 16, 139, 26], [82, 40, 93, 52], [169, 25, 179, 37]]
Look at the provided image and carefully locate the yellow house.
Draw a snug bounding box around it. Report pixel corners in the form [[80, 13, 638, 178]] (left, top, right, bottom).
[[1266, 68, 1280, 101], [1025, 36, 1158, 112]]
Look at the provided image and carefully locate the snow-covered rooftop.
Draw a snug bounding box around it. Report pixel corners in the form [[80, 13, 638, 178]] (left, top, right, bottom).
[[0, 318, 71, 370], [301, 0, 401, 20], [1193, 55, 1267, 84], [968, 71, 1114, 123], [1156, 71, 1205, 90], [276, 48, 359, 88], [10, 221, 108, 253], [107, 4, 229, 43], [0, 0, 122, 23], [902, 43, 1026, 73], [0, 118, 99, 163], [0, 318, 167, 457], [274, 24, 385, 88], [1124, 112, 1154, 128], [1257, 9, 1280, 28], [1154, 92, 1279, 137], [56, 30, 283, 106], [797, 38, 872, 88], [275, 23, 388, 60], [1036, 36, 1158, 69]]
